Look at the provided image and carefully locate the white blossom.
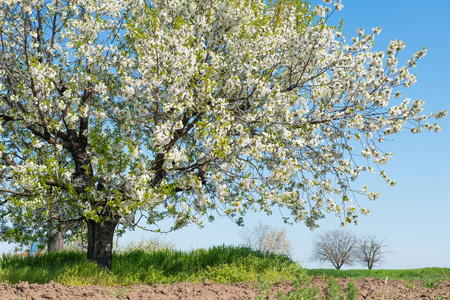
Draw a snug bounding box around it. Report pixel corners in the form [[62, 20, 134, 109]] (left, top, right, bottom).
[[0, 0, 445, 250]]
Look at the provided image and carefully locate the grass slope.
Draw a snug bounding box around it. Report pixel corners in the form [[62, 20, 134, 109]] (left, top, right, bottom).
[[0, 245, 297, 286], [0, 245, 448, 287]]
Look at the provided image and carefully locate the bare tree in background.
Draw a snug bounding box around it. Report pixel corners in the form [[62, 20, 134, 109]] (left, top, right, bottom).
[[356, 235, 389, 269], [240, 222, 292, 257], [311, 229, 358, 269]]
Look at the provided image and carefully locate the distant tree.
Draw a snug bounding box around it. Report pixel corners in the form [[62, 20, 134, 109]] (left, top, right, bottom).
[[356, 235, 389, 269], [311, 229, 358, 269], [240, 222, 292, 257]]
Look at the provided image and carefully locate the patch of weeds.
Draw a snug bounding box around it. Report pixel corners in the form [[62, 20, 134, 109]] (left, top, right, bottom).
[[402, 281, 415, 290], [256, 268, 319, 299], [102, 287, 134, 298], [323, 278, 358, 300], [202, 263, 256, 283], [344, 282, 358, 300], [278, 268, 320, 299], [323, 278, 342, 299], [255, 275, 272, 300], [256, 268, 359, 299], [423, 278, 439, 292]]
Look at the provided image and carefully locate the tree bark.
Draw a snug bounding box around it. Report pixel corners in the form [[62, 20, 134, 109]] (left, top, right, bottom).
[[47, 213, 73, 252], [86, 218, 118, 271], [47, 230, 65, 252]]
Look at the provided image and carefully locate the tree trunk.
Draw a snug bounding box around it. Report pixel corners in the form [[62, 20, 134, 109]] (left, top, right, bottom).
[[86, 219, 118, 271], [47, 230, 65, 252], [47, 202, 68, 252]]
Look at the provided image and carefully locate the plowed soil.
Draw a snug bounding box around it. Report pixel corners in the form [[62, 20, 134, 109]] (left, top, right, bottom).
[[0, 277, 449, 299]]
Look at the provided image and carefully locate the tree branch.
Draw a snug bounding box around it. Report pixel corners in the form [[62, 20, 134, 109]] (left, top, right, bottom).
[[0, 188, 30, 196]]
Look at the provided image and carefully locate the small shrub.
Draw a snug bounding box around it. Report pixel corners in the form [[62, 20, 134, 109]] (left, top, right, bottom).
[[240, 222, 293, 257], [115, 237, 176, 253]]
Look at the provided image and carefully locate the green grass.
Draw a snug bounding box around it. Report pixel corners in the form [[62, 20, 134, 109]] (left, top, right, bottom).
[[0, 245, 299, 286], [1, 244, 448, 288], [306, 268, 450, 281]]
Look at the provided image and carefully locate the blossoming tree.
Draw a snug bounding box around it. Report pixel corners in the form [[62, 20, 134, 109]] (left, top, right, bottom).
[[0, 0, 445, 269]]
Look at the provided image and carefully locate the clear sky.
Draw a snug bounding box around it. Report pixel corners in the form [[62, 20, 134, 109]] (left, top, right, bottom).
[[1, 0, 449, 270]]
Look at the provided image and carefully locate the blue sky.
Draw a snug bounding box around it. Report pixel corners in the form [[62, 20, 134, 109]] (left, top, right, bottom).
[[2, 0, 448, 270]]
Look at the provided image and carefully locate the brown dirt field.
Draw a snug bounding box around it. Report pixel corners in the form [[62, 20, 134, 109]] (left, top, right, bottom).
[[0, 277, 448, 299]]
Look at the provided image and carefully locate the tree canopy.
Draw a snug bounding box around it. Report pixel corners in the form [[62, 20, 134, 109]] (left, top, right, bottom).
[[0, 0, 445, 268]]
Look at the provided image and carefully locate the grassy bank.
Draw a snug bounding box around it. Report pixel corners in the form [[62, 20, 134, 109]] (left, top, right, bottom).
[[0, 245, 448, 287], [0, 245, 298, 286]]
